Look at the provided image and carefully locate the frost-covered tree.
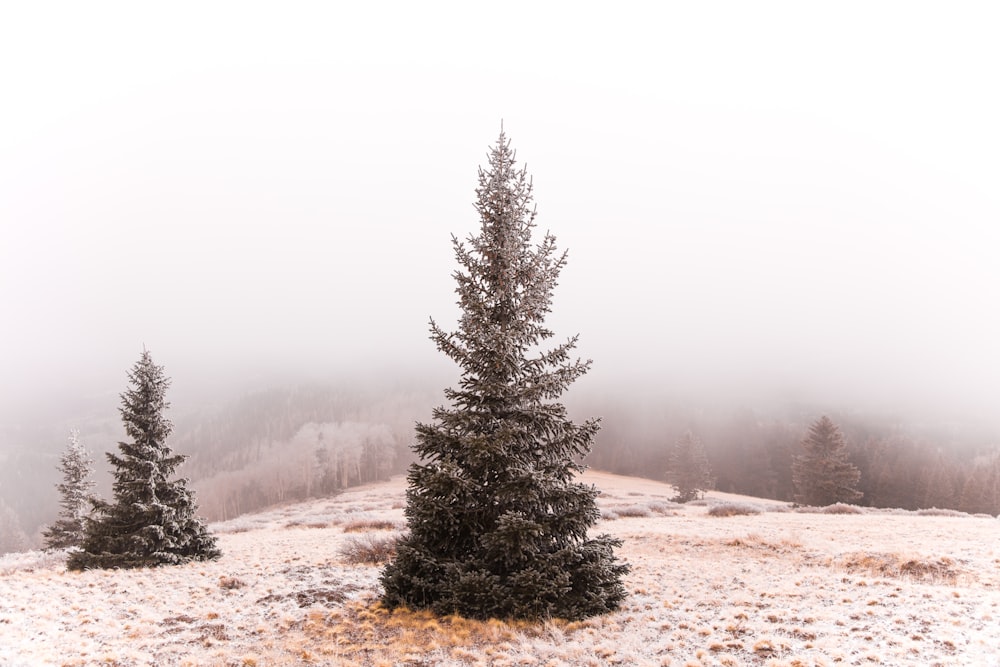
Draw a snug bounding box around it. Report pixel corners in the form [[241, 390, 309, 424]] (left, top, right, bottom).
[[42, 429, 96, 550], [959, 455, 1000, 515], [792, 415, 863, 506], [381, 130, 628, 620], [666, 431, 713, 503], [69, 350, 220, 569], [0, 498, 29, 554]]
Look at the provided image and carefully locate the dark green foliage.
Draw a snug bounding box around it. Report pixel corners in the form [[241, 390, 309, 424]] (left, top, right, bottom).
[[381, 131, 628, 620], [792, 415, 863, 506], [42, 429, 96, 550], [666, 431, 713, 503], [68, 350, 220, 570]]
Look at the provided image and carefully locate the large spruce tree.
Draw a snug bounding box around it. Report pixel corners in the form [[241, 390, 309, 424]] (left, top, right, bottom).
[[43, 429, 96, 550], [792, 415, 863, 506], [69, 350, 219, 569], [381, 131, 628, 620]]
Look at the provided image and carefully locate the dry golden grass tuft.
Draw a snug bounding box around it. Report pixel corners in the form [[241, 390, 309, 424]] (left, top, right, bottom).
[[708, 502, 762, 517], [283, 520, 330, 529], [338, 534, 399, 564], [837, 551, 967, 584], [610, 505, 652, 518], [298, 600, 552, 665], [817, 502, 864, 514], [342, 519, 398, 533], [724, 533, 803, 553]]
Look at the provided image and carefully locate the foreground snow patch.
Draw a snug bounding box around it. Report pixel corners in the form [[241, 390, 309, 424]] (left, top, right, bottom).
[[1, 473, 998, 666]]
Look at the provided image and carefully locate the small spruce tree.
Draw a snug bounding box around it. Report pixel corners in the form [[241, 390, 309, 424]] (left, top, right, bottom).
[[0, 499, 29, 554], [68, 349, 220, 569], [666, 431, 713, 503], [43, 429, 96, 550], [380, 130, 628, 620], [791, 415, 863, 506]]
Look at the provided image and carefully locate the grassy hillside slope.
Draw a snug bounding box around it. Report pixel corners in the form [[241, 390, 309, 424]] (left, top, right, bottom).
[[1, 472, 998, 666]]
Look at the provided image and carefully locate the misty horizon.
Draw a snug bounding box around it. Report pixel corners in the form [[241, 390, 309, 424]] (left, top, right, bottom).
[[3, 4, 999, 438]]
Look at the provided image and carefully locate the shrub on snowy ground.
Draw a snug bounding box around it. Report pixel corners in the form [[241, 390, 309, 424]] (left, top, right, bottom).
[[343, 519, 397, 532], [612, 506, 652, 518], [915, 508, 969, 518], [819, 503, 864, 514], [764, 504, 793, 513], [795, 503, 865, 514], [648, 501, 683, 513], [341, 534, 398, 564], [708, 503, 762, 517], [602, 501, 682, 520]]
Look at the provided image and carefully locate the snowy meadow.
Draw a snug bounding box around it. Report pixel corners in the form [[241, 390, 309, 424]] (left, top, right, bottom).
[[2, 472, 998, 666]]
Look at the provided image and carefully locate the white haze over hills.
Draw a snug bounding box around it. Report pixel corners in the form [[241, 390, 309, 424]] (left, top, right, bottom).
[[1, 2, 999, 440]]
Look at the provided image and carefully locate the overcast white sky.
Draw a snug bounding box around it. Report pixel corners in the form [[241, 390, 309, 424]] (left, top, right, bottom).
[[2, 2, 999, 427]]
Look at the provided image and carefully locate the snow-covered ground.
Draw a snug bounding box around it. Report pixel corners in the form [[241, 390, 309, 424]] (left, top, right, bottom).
[[1, 472, 998, 666]]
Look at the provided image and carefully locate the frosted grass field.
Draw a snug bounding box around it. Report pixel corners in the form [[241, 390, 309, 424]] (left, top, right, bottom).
[[2, 472, 998, 666]]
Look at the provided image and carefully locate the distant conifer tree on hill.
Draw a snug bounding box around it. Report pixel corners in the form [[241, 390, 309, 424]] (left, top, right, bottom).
[[380, 130, 628, 620], [43, 429, 96, 550], [69, 349, 219, 570], [666, 431, 714, 503], [792, 415, 863, 506]]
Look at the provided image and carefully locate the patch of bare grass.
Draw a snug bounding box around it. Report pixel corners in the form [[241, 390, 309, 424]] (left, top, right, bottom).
[[837, 551, 966, 584], [708, 502, 762, 517], [796, 503, 864, 514], [342, 519, 397, 533], [764, 504, 793, 513], [648, 500, 683, 514], [916, 508, 968, 518], [603, 500, 683, 520], [611, 505, 651, 518], [256, 584, 359, 609], [301, 601, 549, 664], [283, 519, 330, 529], [824, 503, 863, 514], [725, 533, 802, 553]]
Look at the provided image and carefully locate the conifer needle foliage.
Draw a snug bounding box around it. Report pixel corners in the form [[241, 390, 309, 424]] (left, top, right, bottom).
[[380, 131, 628, 620], [68, 350, 219, 569]]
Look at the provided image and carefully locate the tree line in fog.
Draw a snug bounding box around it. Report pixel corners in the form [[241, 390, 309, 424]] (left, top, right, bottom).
[[3, 382, 999, 555], [590, 399, 1000, 515]]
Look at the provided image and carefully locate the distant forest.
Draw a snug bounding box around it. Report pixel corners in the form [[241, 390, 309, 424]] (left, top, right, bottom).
[[585, 396, 1000, 516], [2, 381, 998, 553]]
